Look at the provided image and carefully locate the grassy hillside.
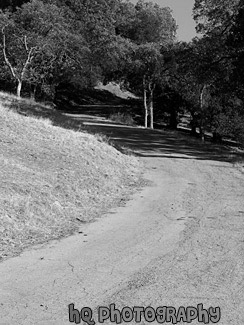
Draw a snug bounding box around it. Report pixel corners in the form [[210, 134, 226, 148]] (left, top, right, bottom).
[[0, 93, 141, 260]]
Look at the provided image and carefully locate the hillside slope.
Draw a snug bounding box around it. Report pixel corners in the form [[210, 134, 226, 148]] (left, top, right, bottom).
[[0, 96, 140, 260]]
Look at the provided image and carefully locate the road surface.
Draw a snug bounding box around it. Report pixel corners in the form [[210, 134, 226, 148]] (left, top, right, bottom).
[[0, 115, 244, 324]]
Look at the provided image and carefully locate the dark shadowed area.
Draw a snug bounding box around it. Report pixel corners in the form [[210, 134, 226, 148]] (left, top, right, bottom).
[[63, 110, 244, 164]]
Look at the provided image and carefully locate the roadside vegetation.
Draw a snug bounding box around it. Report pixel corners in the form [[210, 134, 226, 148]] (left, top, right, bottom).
[[109, 112, 135, 126], [0, 93, 141, 260]]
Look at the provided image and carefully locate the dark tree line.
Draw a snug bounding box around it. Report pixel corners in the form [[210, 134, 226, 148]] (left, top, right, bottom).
[[160, 0, 244, 143], [0, 0, 29, 10]]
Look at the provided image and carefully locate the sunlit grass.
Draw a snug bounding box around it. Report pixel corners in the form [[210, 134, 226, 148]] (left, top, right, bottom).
[[0, 92, 140, 260]]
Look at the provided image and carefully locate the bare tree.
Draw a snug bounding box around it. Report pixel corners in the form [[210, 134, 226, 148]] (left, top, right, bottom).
[[2, 27, 36, 97]]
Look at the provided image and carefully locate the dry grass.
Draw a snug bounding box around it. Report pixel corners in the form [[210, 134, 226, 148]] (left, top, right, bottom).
[[0, 93, 141, 260], [95, 82, 139, 100]]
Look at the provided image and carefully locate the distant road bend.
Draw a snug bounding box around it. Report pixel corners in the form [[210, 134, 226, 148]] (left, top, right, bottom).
[[0, 113, 244, 325]]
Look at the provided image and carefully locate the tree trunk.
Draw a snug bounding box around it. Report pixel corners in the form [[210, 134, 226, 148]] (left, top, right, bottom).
[[143, 76, 148, 128], [149, 83, 154, 130], [199, 85, 206, 142], [144, 88, 148, 128], [17, 79, 22, 98], [30, 84, 37, 100], [190, 113, 198, 136]]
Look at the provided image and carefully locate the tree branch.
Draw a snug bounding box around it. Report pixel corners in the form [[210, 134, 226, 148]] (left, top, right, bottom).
[[2, 27, 17, 80], [20, 45, 36, 80], [24, 35, 29, 53]]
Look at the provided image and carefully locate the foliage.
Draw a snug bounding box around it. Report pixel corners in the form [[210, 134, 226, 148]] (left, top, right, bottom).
[[109, 112, 135, 126], [193, 0, 240, 35], [0, 0, 90, 98], [117, 0, 176, 44], [166, 0, 244, 143]]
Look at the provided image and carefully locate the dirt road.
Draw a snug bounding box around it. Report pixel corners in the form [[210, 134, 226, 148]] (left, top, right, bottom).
[[0, 115, 244, 324]]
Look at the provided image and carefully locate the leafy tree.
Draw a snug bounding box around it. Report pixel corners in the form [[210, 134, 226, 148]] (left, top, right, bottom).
[[0, 0, 90, 98], [64, 0, 121, 81], [191, 0, 244, 142], [117, 0, 176, 44]]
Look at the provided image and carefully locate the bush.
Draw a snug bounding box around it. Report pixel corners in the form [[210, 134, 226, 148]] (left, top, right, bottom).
[[109, 112, 135, 126]]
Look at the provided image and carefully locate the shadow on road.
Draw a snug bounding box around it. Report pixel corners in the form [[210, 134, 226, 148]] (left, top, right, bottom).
[[60, 112, 244, 164]]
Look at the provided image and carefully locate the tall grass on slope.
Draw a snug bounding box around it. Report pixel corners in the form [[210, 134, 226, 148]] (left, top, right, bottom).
[[0, 102, 140, 260], [0, 91, 85, 132]]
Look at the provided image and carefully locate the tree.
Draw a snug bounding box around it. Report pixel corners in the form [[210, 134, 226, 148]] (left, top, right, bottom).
[[140, 45, 162, 128], [191, 0, 244, 143], [65, 0, 121, 81], [117, 0, 177, 44], [1, 26, 36, 97], [0, 0, 90, 98], [115, 0, 177, 129], [0, 10, 38, 97]]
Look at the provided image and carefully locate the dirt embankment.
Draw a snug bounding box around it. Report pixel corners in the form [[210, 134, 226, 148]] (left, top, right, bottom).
[[0, 96, 141, 260]]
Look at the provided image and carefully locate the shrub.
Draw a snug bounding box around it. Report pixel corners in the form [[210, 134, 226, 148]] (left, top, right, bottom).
[[109, 112, 135, 126]]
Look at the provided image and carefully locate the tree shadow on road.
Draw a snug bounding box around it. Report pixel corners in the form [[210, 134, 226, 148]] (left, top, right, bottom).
[[61, 112, 244, 164]]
